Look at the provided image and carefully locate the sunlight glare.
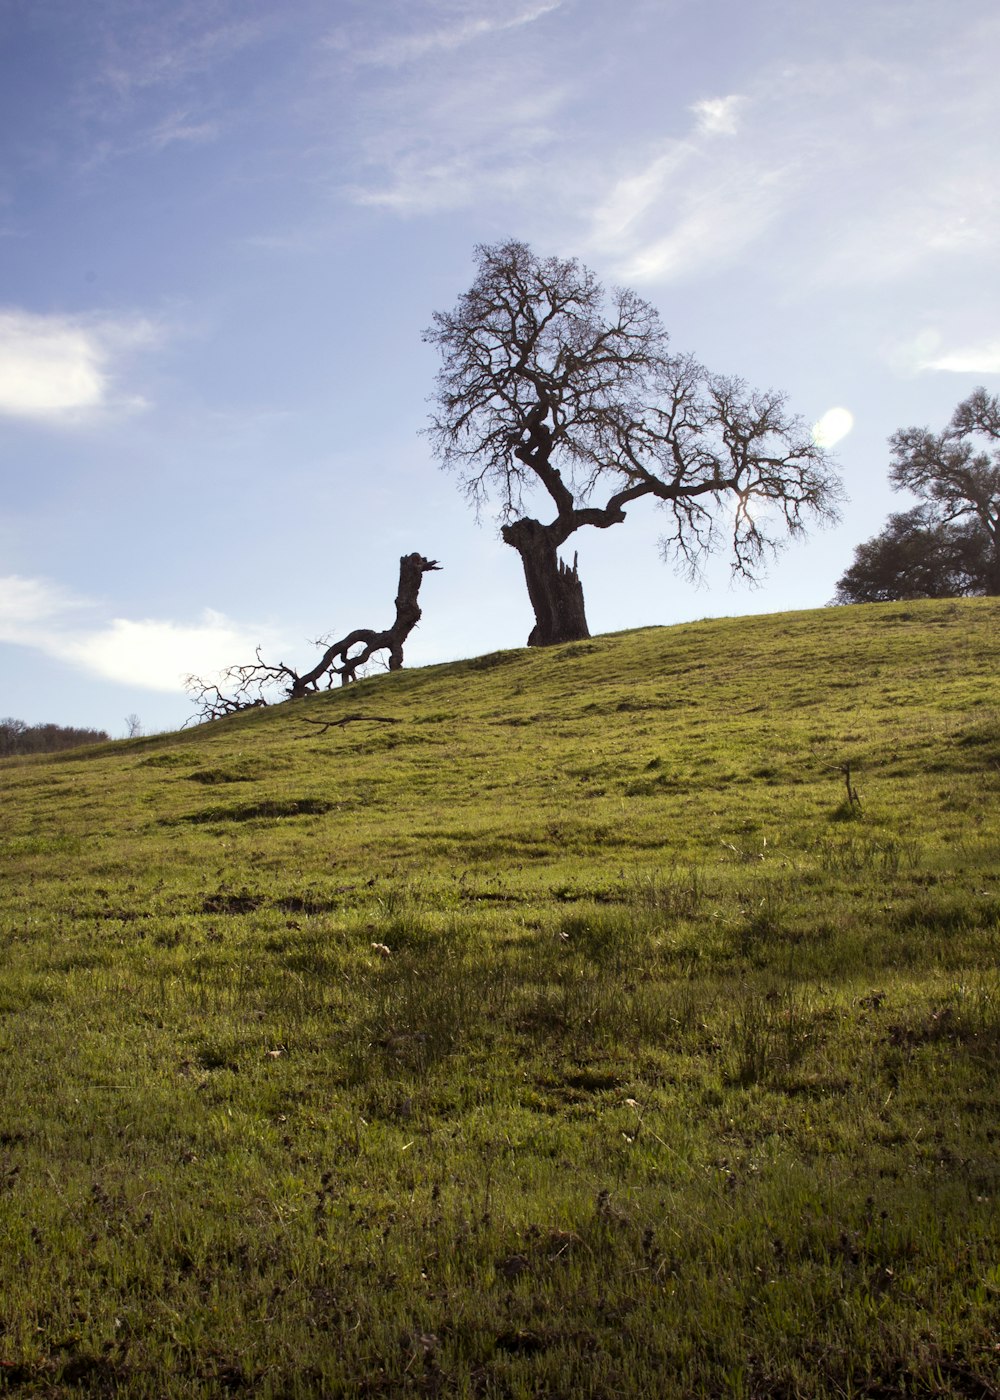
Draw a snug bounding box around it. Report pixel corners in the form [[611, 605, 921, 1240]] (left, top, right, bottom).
[[812, 406, 854, 448]]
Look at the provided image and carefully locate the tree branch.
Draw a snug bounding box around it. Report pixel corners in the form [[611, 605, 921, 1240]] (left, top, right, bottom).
[[186, 554, 441, 723], [296, 714, 401, 736]]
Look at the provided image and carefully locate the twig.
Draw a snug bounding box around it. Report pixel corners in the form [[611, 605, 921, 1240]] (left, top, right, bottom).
[[837, 761, 862, 810]]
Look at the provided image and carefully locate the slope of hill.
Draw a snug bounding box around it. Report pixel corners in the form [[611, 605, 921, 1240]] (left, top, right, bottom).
[[1, 598, 999, 1396]]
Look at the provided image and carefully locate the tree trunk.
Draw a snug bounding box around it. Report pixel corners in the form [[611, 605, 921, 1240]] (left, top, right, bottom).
[[502, 518, 590, 646], [986, 544, 1000, 597], [982, 513, 1000, 596]]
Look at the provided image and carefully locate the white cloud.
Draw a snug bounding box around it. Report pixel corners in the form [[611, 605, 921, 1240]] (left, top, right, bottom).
[[0, 575, 90, 633], [691, 95, 743, 137], [917, 341, 1000, 375], [0, 310, 158, 422], [887, 331, 1000, 377], [0, 576, 276, 693], [62, 611, 272, 693], [0, 314, 106, 419]]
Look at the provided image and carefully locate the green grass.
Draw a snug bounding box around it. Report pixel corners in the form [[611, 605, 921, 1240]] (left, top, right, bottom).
[[2, 597, 1000, 1396]]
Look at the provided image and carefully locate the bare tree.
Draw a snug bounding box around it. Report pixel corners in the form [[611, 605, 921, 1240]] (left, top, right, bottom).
[[186, 553, 440, 722], [124, 713, 143, 739], [425, 240, 842, 646]]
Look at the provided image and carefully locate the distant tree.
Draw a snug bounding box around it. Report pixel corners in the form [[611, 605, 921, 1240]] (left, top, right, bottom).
[[425, 240, 842, 646], [835, 388, 1000, 604], [0, 718, 110, 756], [833, 507, 991, 604], [186, 552, 440, 722], [124, 713, 143, 739]]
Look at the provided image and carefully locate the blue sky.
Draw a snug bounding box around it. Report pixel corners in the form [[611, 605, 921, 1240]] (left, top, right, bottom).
[[2, 0, 997, 734]]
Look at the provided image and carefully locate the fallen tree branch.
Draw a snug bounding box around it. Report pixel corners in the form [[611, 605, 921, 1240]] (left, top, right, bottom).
[[296, 714, 400, 736], [186, 553, 441, 723]]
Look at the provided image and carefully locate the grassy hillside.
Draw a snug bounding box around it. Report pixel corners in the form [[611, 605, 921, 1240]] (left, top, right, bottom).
[[1, 597, 999, 1397]]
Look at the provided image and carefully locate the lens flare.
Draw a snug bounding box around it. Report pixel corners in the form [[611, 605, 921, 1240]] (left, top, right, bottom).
[[812, 406, 854, 448]]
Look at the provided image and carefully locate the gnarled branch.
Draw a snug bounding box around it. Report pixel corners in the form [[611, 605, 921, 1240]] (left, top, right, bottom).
[[186, 553, 441, 723]]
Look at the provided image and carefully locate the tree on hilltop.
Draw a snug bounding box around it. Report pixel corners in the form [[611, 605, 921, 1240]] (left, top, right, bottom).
[[835, 388, 1000, 604], [425, 240, 842, 647]]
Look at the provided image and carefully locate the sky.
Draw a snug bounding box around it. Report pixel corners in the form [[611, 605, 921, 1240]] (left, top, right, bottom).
[[1, 0, 998, 736]]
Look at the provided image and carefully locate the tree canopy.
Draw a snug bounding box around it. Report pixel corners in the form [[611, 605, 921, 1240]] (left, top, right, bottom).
[[425, 240, 842, 646], [835, 388, 1000, 604], [832, 507, 991, 604]]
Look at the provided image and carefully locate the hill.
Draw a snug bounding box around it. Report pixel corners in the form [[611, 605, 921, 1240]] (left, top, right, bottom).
[[1, 598, 999, 1396]]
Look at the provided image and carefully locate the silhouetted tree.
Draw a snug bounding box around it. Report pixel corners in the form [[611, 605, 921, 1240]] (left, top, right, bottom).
[[425, 240, 841, 646], [835, 388, 1000, 604], [833, 506, 991, 603], [186, 553, 440, 722]]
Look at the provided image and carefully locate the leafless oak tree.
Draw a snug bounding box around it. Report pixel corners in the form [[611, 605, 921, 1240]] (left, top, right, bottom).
[[186, 553, 440, 722], [425, 240, 842, 646]]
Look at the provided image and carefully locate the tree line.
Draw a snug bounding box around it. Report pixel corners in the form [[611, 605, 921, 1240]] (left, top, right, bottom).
[[0, 718, 110, 757]]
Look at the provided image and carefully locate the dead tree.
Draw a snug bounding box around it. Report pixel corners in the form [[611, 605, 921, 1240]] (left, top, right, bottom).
[[186, 553, 441, 722]]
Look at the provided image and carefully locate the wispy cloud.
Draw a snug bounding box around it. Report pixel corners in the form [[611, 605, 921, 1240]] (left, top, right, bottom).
[[589, 147, 692, 250], [346, 78, 566, 215], [589, 115, 792, 283], [330, 0, 563, 68], [0, 575, 277, 693], [917, 341, 1000, 375], [81, 109, 222, 172], [327, 0, 572, 215], [583, 12, 1000, 288], [101, 16, 268, 97], [0, 311, 160, 423], [0, 576, 90, 632], [58, 9, 270, 173], [144, 110, 221, 151]]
